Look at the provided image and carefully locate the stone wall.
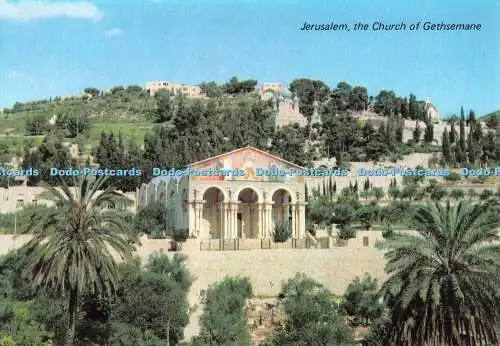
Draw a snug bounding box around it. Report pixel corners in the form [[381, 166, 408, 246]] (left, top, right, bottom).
[[0, 232, 388, 305]]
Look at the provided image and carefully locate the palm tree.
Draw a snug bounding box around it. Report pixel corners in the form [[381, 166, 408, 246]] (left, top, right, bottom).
[[19, 175, 138, 345], [379, 201, 500, 345]]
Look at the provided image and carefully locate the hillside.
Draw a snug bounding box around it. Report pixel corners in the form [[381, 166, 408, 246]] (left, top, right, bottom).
[[1, 79, 497, 191], [481, 109, 500, 120], [0, 87, 260, 156]]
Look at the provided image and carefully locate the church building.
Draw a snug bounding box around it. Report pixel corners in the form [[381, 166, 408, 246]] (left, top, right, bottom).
[[138, 146, 307, 240]]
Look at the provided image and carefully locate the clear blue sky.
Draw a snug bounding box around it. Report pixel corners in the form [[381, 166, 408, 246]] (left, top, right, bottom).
[[0, 0, 499, 116]]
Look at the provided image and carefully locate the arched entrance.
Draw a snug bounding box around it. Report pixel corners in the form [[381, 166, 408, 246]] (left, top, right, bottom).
[[237, 188, 259, 238], [202, 187, 225, 238], [272, 189, 293, 236]]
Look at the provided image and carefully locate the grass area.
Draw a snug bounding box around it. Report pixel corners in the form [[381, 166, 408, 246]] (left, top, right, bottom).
[[0, 92, 158, 153], [86, 117, 154, 148], [0, 91, 261, 155]]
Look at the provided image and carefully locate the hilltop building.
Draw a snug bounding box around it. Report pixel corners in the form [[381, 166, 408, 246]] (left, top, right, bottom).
[[145, 81, 203, 97], [260, 83, 282, 95], [425, 98, 440, 124], [260, 83, 308, 127], [138, 146, 307, 240]]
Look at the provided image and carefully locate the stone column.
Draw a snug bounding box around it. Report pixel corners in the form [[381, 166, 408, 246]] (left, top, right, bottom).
[[291, 204, 297, 238], [297, 203, 306, 239], [195, 202, 202, 238], [189, 202, 195, 236], [257, 203, 263, 238], [212, 203, 217, 238], [265, 203, 273, 238], [232, 202, 239, 238], [228, 202, 233, 239], [219, 202, 224, 239]]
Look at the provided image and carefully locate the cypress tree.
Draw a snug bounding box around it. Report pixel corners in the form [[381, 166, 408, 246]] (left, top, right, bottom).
[[413, 122, 422, 144], [322, 180, 326, 195], [467, 132, 476, 164], [304, 183, 309, 201], [442, 129, 451, 164], [328, 176, 333, 198], [424, 122, 434, 143], [400, 97, 409, 118], [459, 111, 466, 155], [364, 178, 370, 191], [455, 145, 465, 165], [450, 121, 456, 143], [395, 116, 404, 143], [470, 110, 482, 143], [481, 132, 496, 163], [333, 181, 337, 193], [408, 94, 418, 120]]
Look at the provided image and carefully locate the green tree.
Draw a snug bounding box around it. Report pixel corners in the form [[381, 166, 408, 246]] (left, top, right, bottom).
[[271, 124, 310, 166], [289, 78, 330, 120], [343, 275, 383, 326], [25, 114, 49, 135], [268, 274, 355, 345], [199, 81, 223, 98], [379, 201, 500, 345], [112, 261, 189, 344], [408, 94, 419, 120], [356, 205, 379, 230], [135, 201, 168, 237], [423, 122, 434, 143], [22, 135, 72, 186], [146, 253, 194, 293], [459, 108, 466, 155], [481, 131, 497, 163], [372, 187, 385, 201], [374, 90, 398, 116], [195, 277, 252, 346], [20, 175, 138, 346], [449, 121, 457, 143], [83, 87, 100, 97], [154, 89, 174, 123], [412, 122, 421, 144]]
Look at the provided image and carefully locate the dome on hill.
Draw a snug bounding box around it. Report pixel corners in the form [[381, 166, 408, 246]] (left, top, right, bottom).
[[280, 88, 291, 98]]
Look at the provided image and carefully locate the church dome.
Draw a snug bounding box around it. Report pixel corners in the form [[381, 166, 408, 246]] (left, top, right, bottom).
[[280, 88, 291, 98]]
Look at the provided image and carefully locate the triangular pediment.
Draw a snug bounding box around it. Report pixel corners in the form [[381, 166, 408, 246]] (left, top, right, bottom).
[[187, 146, 305, 183], [188, 146, 303, 169]]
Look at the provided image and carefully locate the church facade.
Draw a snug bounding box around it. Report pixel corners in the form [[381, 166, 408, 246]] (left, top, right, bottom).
[[138, 146, 307, 240]]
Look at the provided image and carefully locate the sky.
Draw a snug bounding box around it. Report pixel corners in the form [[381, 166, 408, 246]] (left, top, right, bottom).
[[0, 0, 499, 116]]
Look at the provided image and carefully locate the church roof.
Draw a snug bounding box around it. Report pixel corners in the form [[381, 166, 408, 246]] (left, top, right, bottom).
[[187, 146, 305, 169]]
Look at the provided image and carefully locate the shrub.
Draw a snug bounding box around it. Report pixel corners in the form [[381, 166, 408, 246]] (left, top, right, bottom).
[[272, 222, 292, 242], [171, 228, 188, 243], [480, 189, 494, 200], [468, 189, 478, 198], [444, 172, 461, 182], [450, 189, 465, 199], [337, 224, 356, 240]]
